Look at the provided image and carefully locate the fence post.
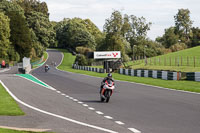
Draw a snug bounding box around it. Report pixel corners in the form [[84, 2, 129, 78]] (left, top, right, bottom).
[[194, 56, 196, 67], [150, 58, 151, 65], [175, 57, 177, 66], [159, 57, 161, 65], [181, 56, 182, 66]]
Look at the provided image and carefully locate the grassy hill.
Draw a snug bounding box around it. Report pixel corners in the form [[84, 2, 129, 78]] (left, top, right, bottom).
[[127, 46, 200, 72]]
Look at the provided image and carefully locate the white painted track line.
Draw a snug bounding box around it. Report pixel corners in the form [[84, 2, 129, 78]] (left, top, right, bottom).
[[115, 121, 124, 125], [128, 128, 141, 133], [83, 104, 89, 107], [73, 99, 78, 102], [0, 80, 119, 133], [104, 116, 113, 119], [88, 107, 95, 110], [96, 111, 104, 115], [56, 91, 61, 93]]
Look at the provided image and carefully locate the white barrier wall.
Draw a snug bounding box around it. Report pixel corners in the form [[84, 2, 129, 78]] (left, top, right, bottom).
[[137, 70, 141, 77], [172, 72, 177, 80], [162, 71, 168, 80], [144, 70, 148, 77], [153, 70, 157, 78], [120, 68, 123, 74], [195, 72, 200, 81], [131, 69, 134, 76], [125, 69, 129, 75]]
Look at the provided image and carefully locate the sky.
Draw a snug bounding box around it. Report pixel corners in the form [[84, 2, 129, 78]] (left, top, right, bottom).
[[44, 0, 200, 40]]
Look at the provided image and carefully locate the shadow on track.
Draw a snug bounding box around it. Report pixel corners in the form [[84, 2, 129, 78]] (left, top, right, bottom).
[[81, 100, 103, 103]]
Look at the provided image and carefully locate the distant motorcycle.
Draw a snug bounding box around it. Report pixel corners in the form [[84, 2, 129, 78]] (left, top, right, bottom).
[[100, 80, 115, 103], [45, 65, 50, 72]]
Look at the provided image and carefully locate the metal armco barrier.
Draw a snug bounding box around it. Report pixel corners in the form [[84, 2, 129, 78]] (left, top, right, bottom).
[[119, 68, 180, 81], [72, 64, 105, 73]]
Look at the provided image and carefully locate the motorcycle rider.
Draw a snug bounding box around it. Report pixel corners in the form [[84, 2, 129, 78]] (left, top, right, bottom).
[[45, 64, 49, 71], [100, 73, 115, 93]]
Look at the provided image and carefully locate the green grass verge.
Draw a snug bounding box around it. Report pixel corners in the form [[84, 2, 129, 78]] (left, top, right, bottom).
[[0, 83, 24, 116], [57, 49, 200, 93], [127, 46, 200, 72], [32, 52, 48, 69], [0, 128, 52, 133]]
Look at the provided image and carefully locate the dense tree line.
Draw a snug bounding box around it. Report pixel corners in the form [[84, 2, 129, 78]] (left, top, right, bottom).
[[54, 10, 162, 65], [0, 0, 53, 61], [1, 0, 200, 65]]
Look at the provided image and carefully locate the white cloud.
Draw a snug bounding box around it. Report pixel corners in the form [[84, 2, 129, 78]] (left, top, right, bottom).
[[44, 0, 200, 40]]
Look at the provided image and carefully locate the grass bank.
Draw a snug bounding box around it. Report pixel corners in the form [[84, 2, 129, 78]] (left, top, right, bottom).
[[32, 52, 48, 69], [0, 83, 24, 116], [127, 46, 200, 72], [57, 49, 200, 93]]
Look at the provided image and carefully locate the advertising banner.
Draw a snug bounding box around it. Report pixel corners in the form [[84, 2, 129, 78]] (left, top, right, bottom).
[[94, 51, 121, 59]]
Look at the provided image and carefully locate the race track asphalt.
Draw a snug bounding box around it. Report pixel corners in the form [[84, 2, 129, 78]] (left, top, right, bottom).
[[0, 49, 200, 133], [32, 49, 200, 133]]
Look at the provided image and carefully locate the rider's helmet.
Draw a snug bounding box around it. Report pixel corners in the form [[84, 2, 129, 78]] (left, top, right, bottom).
[[107, 73, 112, 79]]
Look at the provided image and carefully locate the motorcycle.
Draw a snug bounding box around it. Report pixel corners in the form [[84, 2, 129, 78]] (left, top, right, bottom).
[[45, 65, 50, 72], [100, 80, 115, 103]]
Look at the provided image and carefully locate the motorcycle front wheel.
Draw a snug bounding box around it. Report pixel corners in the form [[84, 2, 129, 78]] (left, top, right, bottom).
[[100, 96, 105, 102], [105, 90, 111, 103]]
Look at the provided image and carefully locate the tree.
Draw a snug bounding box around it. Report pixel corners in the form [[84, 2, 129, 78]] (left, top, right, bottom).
[[57, 18, 96, 50], [55, 18, 70, 48], [0, 0, 32, 59], [81, 19, 103, 48], [174, 9, 193, 43], [156, 27, 179, 48], [103, 10, 130, 61], [14, 0, 54, 56], [190, 27, 200, 47], [0, 12, 10, 59], [12, 0, 49, 16], [128, 15, 151, 57]]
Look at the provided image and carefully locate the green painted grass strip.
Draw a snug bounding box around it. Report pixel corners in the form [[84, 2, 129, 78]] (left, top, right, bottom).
[[16, 74, 49, 88]]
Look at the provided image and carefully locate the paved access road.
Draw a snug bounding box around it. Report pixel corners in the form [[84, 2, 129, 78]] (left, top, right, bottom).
[[31, 49, 200, 133]]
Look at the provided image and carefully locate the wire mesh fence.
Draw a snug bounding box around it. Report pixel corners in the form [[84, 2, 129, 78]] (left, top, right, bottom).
[[132, 56, 200, 67]]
